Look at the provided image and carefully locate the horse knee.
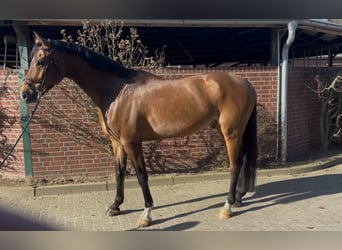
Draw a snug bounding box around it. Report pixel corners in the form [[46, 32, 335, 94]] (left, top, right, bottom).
[[136, 171, 148, 186]]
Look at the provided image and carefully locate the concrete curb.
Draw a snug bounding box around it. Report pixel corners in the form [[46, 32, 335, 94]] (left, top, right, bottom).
[[30, 152, 342, 197]]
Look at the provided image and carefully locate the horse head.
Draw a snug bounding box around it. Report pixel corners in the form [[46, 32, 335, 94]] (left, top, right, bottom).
[[21, 32, 64, 103]]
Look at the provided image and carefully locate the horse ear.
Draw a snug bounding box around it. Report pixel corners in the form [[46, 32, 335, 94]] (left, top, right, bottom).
[[33, 31, 49, 48]]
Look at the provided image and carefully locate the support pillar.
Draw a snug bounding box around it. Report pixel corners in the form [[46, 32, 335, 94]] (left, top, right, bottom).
[[13, 23, 33, 176]]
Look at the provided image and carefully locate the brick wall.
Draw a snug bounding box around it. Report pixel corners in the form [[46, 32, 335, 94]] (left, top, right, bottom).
[[0, 69, 26, 177], [286, 66, 342, 160], [27, 81, 115, 177], [1, 66, 279, 178]]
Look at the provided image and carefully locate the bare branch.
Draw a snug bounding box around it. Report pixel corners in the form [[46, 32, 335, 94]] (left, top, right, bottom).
[[307, 73, 342, 149]]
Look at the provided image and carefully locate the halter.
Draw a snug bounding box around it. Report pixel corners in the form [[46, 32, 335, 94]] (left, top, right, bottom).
[[24, 48, 59, 96]]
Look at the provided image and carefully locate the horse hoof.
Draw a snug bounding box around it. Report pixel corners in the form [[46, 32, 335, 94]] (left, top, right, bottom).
[[138, 218, 152, 227], [106, 207, 121, 216], [233, 201, 243, 208], [218, 208, 232, 219]]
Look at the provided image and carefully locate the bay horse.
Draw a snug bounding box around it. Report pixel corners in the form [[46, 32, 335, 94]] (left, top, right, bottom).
[[21, 32, 257, 227]]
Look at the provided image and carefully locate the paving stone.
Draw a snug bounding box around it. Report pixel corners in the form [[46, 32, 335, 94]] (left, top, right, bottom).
[[0, 162, 342, 230]]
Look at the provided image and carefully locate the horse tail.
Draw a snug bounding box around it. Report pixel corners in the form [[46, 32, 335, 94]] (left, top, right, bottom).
[[240, 104, 257, 192]]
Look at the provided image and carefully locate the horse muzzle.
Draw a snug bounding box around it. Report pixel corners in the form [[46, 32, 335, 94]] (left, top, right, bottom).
[[21, 85, 39, 103]]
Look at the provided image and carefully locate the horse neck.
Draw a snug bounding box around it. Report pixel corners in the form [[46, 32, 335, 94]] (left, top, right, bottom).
[[60, 52, 124, 110]]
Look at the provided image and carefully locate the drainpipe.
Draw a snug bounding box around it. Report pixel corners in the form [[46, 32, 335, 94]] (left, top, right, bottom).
[[280, 20, 298, 162]]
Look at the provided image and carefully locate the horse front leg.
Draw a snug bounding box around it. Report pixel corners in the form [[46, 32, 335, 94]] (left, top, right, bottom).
[[106, 141, 127, 216], [125, 140, 154, 227]]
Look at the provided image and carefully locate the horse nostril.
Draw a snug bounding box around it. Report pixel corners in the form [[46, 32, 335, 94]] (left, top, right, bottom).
[[21, 92, 33, 103], [21, 89, 38, 103], [22, 93, 28, 102]]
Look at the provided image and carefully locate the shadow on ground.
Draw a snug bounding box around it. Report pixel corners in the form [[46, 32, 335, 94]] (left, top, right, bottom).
[[130, 173, 342, 230], [0, 205, 59, 231], [242, 173, 342, 214]]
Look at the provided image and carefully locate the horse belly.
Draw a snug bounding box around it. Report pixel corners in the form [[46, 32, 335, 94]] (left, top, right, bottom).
[[144, 93, 218, 138]]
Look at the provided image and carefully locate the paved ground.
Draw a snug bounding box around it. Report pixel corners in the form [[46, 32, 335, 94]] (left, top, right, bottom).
[[1, 158, 342, 231]]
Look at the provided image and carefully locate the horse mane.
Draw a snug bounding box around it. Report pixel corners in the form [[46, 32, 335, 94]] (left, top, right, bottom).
[[48, 40, 138, 79]]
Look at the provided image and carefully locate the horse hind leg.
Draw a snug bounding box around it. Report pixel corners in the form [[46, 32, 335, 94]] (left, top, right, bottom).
[[219, 105, 257, 216], [235, 156, 248, 207], [234, 106, 257, 207], [218, 129, 244, 219]]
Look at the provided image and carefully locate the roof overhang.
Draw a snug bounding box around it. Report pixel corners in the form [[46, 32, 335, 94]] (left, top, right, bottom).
[[2, 19, 342, 67], [9, 19, 342, 33]]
